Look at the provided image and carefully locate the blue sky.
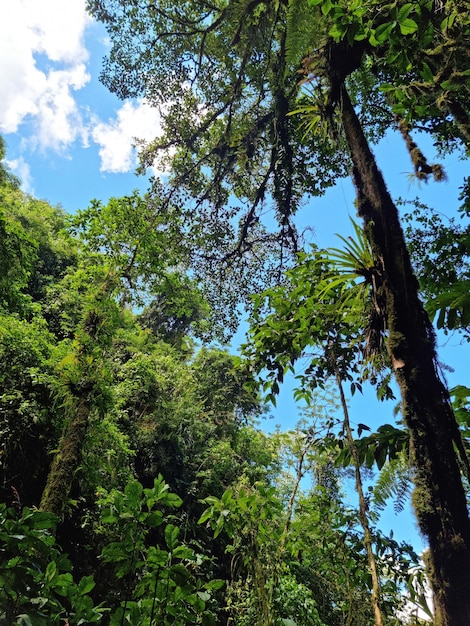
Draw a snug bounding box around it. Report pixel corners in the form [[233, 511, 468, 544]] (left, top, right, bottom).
[[2, 0, 469, 563], [1, 0, 159, 210]]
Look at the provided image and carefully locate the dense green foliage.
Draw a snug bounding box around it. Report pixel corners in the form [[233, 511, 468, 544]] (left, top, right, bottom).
[[0, 141, 436, 624], [3, 0, 470, 622], [82, 1, 470, 623]]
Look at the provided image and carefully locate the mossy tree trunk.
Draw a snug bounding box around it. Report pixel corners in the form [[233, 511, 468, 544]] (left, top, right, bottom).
[[337, 82, 470, 626], [40, 395, 92, 517], [39, 276, 118, 517]]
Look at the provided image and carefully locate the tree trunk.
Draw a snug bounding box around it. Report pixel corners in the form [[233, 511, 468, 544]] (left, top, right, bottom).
[[280, 443, 307, 552], [40, 395, 91, 517], [40, 278, 116, 517], [338, 83, 470, 626], [334, 366, 384, 626]]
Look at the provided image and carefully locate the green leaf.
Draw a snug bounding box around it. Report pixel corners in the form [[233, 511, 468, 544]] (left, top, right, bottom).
[[170, 562, 192, 581], [45, 560, 58, 582], [146, 511, 164, 527], [172, 545, 195, 559], [147, 547, 169, 567], [165, 523, 180, 551], [450, 385, 470, 399], [379, 83, 396, 93], [197, 590, 211, 602], [124, 480, 143, 505], [221, 489, 233, 505], [321, 0, 333, 15], [399, 18, 418, 35], [441, 12, 457, 31], [198, 508, 213, 525], [391, 103, 406, 115], [374, 445, 388, 470], [204, 578, 225, 591], [30, 511, 59, 530], [374, 21, 395, 43], [78, 575, 95, 596], [329, 24, 347, 42], [420, 62, 434, 83], [397, 4, 413, 22], [357, 423, 370, 437], [164, 493, 183, 508]]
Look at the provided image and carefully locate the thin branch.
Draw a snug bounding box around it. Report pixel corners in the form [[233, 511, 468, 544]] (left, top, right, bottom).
[[334, 363, 384, 626]]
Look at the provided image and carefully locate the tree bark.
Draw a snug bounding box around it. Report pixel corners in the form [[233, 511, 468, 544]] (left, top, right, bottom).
[[334, 367, 384, 626], [40, 395, 91, 517], [280, 442, 308, 552], [338, 83, 470, 626]]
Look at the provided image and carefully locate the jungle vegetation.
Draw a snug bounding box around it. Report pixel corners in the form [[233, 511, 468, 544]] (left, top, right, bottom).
[[2, 0, 470, 623], [0, 138, 433, 625]]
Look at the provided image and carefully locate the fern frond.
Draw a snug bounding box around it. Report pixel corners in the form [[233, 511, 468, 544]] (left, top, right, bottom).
[[285, 0, 319, 70], [372, 451, 413, 514]]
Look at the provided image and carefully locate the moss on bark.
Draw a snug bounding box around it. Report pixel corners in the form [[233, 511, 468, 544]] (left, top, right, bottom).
[[40, 397, 91, 517], [337, 79, 470, 626]]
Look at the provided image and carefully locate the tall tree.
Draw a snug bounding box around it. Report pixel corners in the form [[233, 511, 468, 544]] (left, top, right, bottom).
[[87, 1, 470, 623]]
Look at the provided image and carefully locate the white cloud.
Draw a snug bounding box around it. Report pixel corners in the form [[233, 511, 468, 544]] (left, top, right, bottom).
[[0, 0, 91, 150], [32, 65, 90, 151], [1, 0, 166, 175], [6, 157, 34, 194], [92, 100, 164, 174]]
